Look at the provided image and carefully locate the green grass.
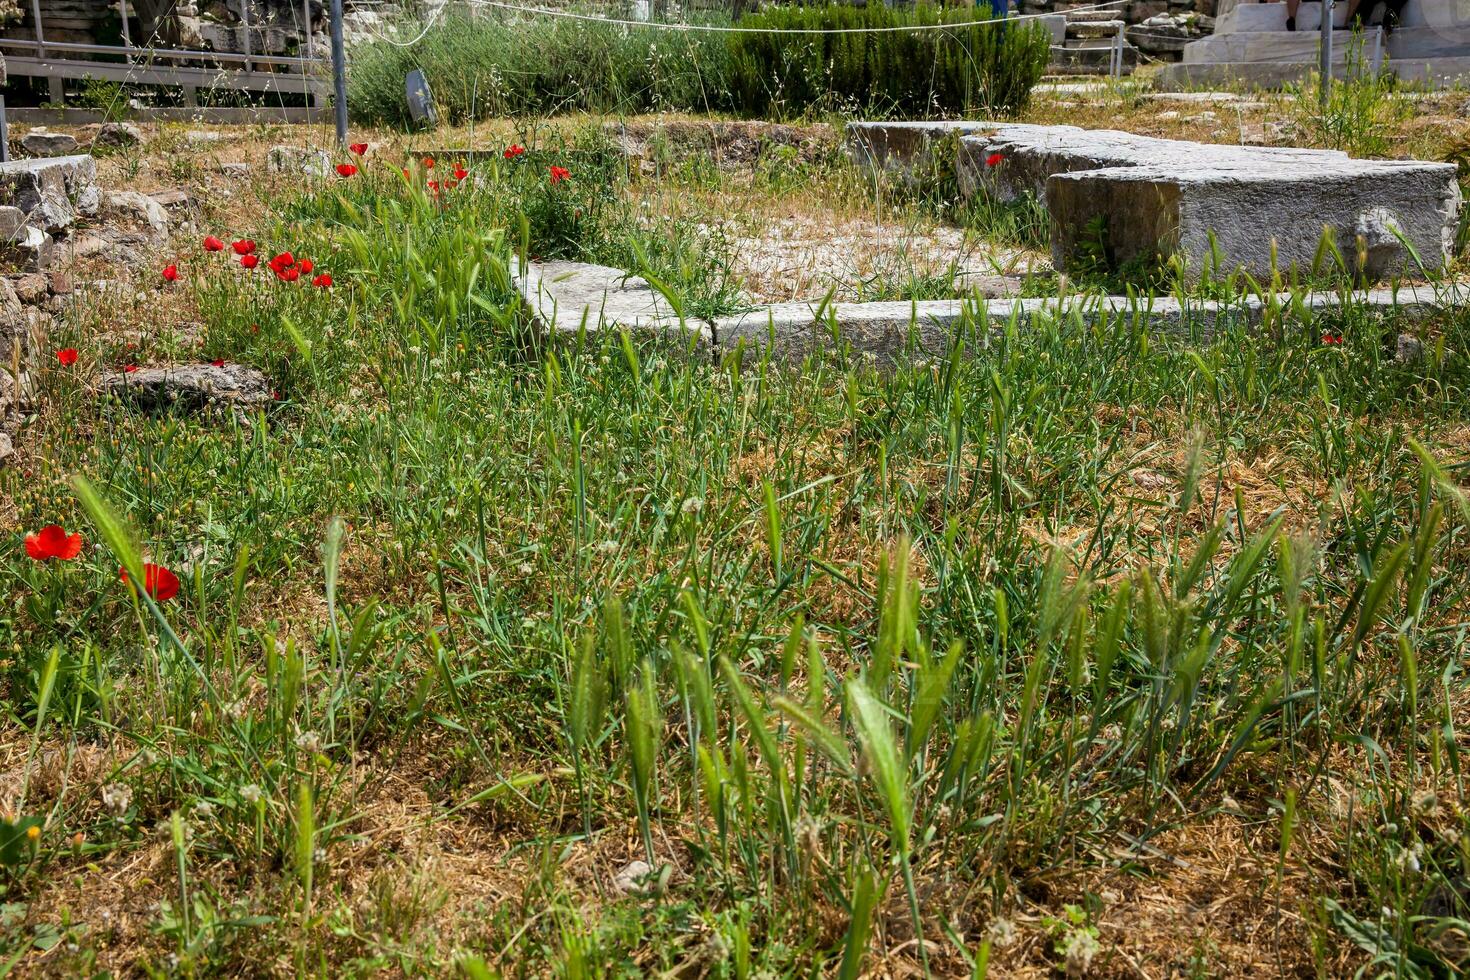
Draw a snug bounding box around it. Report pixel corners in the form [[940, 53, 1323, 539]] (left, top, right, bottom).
[[347, 3, 1048, 127], [3, 130, 1470, 977]]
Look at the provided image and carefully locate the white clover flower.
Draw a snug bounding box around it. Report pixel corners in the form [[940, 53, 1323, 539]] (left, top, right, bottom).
[[239, 784, 262, 804], [987, 917, 1017, 948], [295, 731, 323, 754], [191, 800, 215, 820], [680, 497, 704, 515], [1062, 930, 1100, 976], [100, 782, 133, 815]]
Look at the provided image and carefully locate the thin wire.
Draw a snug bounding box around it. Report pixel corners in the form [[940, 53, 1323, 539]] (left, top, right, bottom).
[[357, 0, 452, 47], [441, 0, 1130, 36]]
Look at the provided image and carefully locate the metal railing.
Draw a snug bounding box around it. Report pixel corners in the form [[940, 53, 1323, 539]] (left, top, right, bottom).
[[1, 0, 333, 104]]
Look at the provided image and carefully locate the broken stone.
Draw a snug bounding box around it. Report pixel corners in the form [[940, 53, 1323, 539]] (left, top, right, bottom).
[[21, 130, 79, 158], [102, 362, 274, 415], [0, 156, 100, 235], [91, 122, 144, 152], [103, 191, 170, 237], [1396, 333, 1424, 365], [148, 189, 191, 209], [0, 432, 12, 463], [7, 273, 48, 304], [0, 225, 55, 272], [612, 860, 654, 896], [1127, 12, 1213, 55], [1353, 206, 1409, 279], [218, 162, 251, 178], [267, 145, 332, 178]]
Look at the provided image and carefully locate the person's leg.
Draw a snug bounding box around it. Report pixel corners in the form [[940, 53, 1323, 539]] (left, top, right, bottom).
[[1285, 0, 1299, 30]]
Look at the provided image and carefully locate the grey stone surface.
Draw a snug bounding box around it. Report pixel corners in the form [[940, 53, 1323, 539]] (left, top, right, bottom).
[[91, 122, 144, 152], [102, 363, 274, 415], [1128, 12, 1213, 53], [103, 190, 170, 237], [851, 121, 1460, 280], [0, 155, 100, 235], [0, 225, 55, 271], [267, 145, 333, 178], [514, 259, 712, 343], [516, 258, 1454, 362], [1047, 161, 1457, 280], [21, 130, 79, 158]]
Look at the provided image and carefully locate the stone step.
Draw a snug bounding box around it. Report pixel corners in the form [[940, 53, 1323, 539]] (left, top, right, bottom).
[[1067, 18, 1126, 36], [1064, 9, 1122, 21]]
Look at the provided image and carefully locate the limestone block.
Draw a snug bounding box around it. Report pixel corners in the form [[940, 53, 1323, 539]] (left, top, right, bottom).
[[514, 260, 712, 343], [0, 155, 99, 234], [1047, 161, 1460, 280]]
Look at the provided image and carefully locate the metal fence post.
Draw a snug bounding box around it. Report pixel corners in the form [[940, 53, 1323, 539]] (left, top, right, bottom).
[[330, 0, 347, 145], [1320, 0, 1334, 105]]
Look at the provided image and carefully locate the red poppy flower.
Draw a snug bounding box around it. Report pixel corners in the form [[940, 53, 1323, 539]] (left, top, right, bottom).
[[312, 273, 333, 288], [123, 364, 139, 372], [232, 239, 256, 255], [24, 524, 82, 561], [504, 144, 526, 159], [336, 163, 358, 178], [402, 167, 411, 181], [428, 180, 439, 193], [120, 562, 180, 601], [162, 264, 179, 282], [549, 166, 570, 185], [56, 348, 78, 366], [241, 254, 259, 269], [454, 166, 468, 181], [211, 358, 225, 367], [985, 153, 1004, 167], [278, 266, 301, 283], [269, 252, 294, 272], [349, 142, 368, 156], [203, 235, 225, 251], [298, 258, 313, 274], [423, 157, 435, 169], [1321, 332, 1344, 345]]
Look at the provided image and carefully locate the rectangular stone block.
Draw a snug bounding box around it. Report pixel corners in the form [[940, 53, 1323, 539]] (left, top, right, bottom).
[[1046, 161, 1461, 280]]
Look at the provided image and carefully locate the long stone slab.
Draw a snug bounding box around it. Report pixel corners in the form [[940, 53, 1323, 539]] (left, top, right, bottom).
[[514, 259, 712, 344], [849, 121, 1461, 281], [514, 257, 1454, 360]]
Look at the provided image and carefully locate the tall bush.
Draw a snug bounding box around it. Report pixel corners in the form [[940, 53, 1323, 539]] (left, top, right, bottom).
[[726, 3, 1050, 118], [347, 4, 1047, 125], [348, 13, 732, 125]]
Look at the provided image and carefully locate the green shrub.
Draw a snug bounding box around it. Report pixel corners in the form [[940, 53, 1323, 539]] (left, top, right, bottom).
[[348, 5, 1047, 125], [348, 13, 732, 125], [726, 3, 1050, 119]]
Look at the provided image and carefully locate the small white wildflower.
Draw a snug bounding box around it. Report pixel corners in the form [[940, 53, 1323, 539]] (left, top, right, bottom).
[[520, 617, 537, 630], [517, 562, 535, 576], [294, 730, 323, 754], [100, 782, 133, 816], [191, 800, 215, 820], [1062, 929, 1100, 976], [239, 784, 262, 804], [596, 539, 619, 555], [987, 917, 1017, 948], [680, 497, 704, 515]]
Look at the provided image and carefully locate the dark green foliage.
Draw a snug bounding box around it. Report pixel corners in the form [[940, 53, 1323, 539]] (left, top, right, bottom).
[[727, 3, 1050, 118], [348, 13, 731, 125], [348, 5, 1048, 125]]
